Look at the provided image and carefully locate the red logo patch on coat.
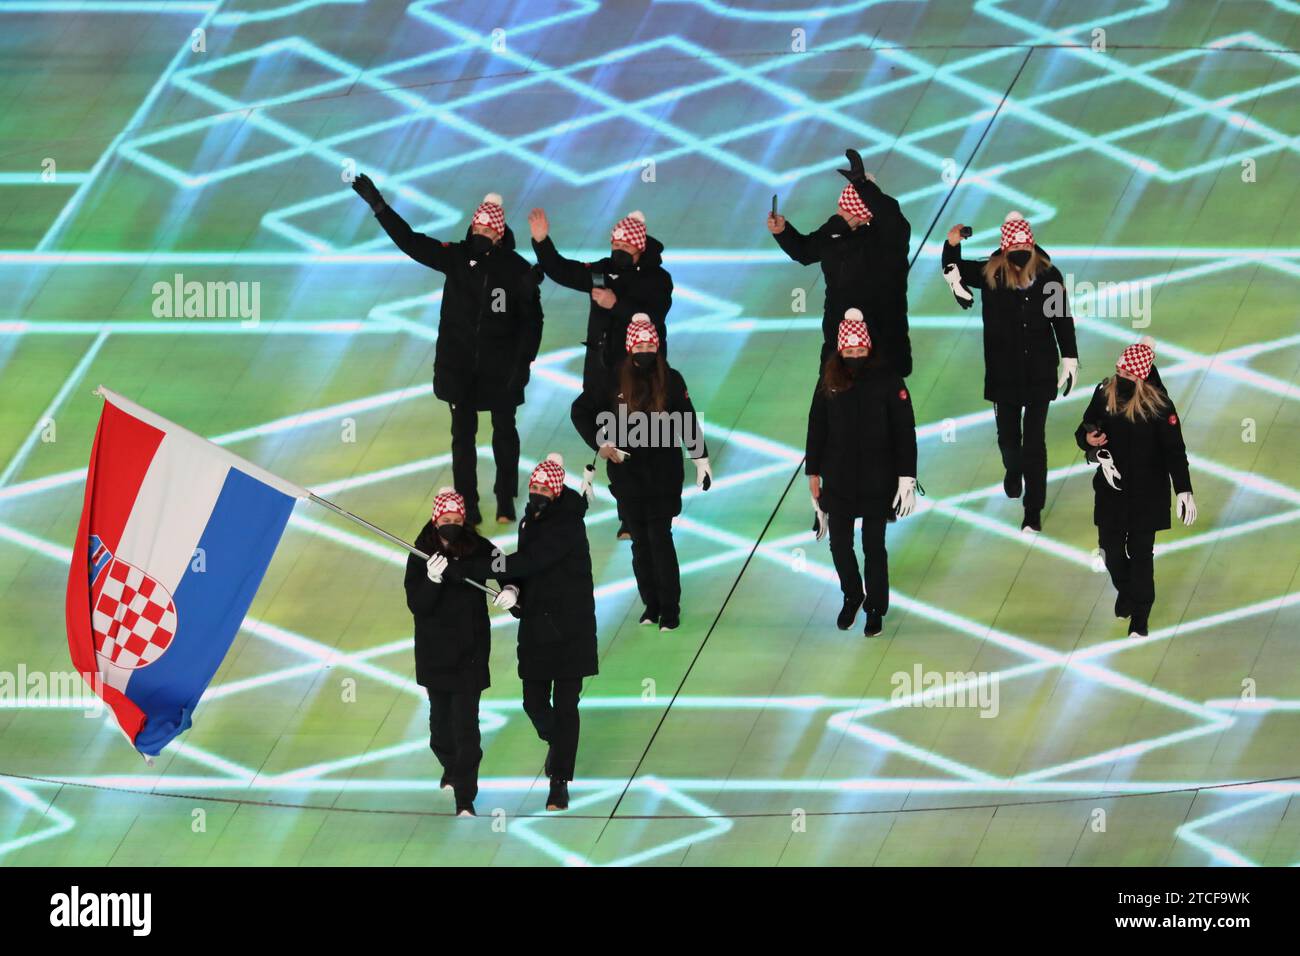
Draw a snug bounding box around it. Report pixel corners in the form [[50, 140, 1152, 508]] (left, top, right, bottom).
[[899, 388, 909, 401], [1168, 413, 1178, 426]]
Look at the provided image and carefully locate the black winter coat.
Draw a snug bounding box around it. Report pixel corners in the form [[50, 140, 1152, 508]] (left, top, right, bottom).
[[806, 364, 918, 519], [571, 364, 708, 521], [1074, 376, 1192, 532], [457, 487, 598, 681], [532, 233, 673, 391], [941, 242, 1078, 405], [773, 179, 912, 377], [403, 523, 496, 692], [375, 205, 544, 410]]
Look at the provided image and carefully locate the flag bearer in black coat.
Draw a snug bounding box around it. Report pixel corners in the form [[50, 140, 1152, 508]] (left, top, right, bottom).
[[1075, 338, 1196, 638], [942, 211, 1080, 533], [403, 488, 497, 817], [448, 453, 597, 812], [806, 310, 919, 637], [571, 316, 713, 632], [768, 149, 913, 378], [353, 174, 544, 527]]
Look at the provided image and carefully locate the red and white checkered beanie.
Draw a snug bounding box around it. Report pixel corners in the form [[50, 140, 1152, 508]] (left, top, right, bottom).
[[611, 210, 647, 252], [625, 314, 659, 352], [1117, 336, 1155, 381], [1000, 210, 1034, 250], [471, 192, 505, 237], [837, 184, 873, 223], [529, 452, 566, 496], [837, 308, 872, 351], [432, 486, 466, 522]]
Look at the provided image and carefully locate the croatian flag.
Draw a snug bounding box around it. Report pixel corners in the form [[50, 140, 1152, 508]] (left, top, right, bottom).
[[66, 387, 308, 756]]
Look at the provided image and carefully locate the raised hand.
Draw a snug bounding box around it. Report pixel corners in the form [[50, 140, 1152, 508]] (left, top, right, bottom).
[[352, 172, 384, 211], [528, 207, 549, 242], [837, 147, 866, 184]]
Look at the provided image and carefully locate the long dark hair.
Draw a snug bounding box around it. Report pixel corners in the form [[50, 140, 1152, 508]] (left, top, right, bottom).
[[617, 351, 668, 413], [819, 349, 880, 397]]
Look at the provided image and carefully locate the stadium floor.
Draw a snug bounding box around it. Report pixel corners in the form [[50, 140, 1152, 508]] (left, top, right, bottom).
[[2, 0, 1299, 866]]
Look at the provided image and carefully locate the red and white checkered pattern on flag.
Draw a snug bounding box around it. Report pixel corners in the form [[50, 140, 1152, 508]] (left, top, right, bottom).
[[472, 193, 505, 236], [92, 557, 178, 670], [837, 310, 872, 351], [1117, 340, 1155, 380], [529, 454, 566, 496], [432, 487, 466, 522], [837, 184, 872, 223], [625, 316, 660, 352], [610, 211, 647, 251], [1000, 211, 1034, 250]]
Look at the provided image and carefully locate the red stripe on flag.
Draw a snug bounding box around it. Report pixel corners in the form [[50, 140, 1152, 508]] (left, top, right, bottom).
[[65, 399, 165, 745]]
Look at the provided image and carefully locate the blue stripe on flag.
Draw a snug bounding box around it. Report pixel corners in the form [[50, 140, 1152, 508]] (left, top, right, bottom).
[[128, 467, 295, 755]]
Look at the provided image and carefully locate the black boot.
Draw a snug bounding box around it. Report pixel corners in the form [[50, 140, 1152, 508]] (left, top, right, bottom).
[[455, 803, 476, 817], [1128, 609, 1149, 638], [864, 609, 885, 637], [658, 609, 680, 632], [1003, 469, 1022, 499], [616, 522, 631, 541], [546, 779, 570, 811], [439, 774, 452, 792], [837, 594, 863, 630], [1114, 592, 1132, 619], [638, 605, 660, 626], [496, 496, 516, 524], [1021, 508, 1042, 533]]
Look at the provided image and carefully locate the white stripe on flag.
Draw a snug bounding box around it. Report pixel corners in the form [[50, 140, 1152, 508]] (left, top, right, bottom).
[[114, 432, 232, 595]]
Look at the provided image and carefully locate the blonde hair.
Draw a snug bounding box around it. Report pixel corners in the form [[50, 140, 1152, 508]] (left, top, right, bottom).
[[982, 246, 1049, 290], [1103, 375, 1168, 423]]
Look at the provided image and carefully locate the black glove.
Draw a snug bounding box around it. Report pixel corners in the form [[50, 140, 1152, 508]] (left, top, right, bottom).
[[351, 172, 385, 212], [837, 148, 867, 184]]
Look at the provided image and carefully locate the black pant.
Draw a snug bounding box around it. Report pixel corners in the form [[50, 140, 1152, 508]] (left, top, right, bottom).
[[449, 403, 519, 516], [828, 513, 890, 614], [994, 400, 1049, 511], [427, 688, 482, 806], [1098, 525, 1156, 615], [624, 516, 680, 616], [522, 678, 582, 782]]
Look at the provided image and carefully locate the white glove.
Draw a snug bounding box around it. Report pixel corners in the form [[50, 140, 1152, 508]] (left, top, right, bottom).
[[942, 263, 974, 309], [811, 494, 828, 541], [694, 456, 712, 491], [580, 464, 596, 503], [493, 584, 519, 610], [1096, 449, 1122, 491], [1177, 492, 1197, 527], [1057, 356, 1079, 396], [892, 476, 917, 518], [426, 553, 448, 583]]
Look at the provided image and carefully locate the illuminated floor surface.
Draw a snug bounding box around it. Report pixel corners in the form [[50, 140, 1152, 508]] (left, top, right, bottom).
[[1, 0, 1299, 865]]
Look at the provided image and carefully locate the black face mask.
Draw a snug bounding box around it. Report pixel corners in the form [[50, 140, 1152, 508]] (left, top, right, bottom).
[[437, 523, 464, 545], [843, 356, 868, 375], [1115, 377, 1137, 399], [631, 352, 656, 371], [528, 492, 551, 514], [469, 233, 494, 256], [610, 249, 635, 270], [1007, 249, 1031, 268]]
